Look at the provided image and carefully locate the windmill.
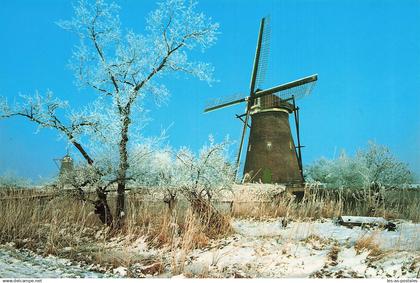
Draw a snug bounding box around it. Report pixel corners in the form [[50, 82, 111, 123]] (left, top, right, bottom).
[[204, 17, 318, 185], [53, 152, 74, 185]]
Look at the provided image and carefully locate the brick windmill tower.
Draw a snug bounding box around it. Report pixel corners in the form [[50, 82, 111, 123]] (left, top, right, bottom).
[[54, 153, 74, 186], [204, 17, 317, 185]]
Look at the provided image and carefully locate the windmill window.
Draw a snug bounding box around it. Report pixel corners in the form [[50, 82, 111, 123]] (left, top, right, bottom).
[[267, 142, 272, 150]]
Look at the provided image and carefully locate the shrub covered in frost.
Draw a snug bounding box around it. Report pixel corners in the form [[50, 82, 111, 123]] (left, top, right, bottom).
[[306, 141, 413, 190]]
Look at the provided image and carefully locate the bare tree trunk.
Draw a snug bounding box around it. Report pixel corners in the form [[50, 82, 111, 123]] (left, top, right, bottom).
[[115, 114, 131, 227], [67, 134, 113, 226], [94, 188, 113, 226], [164, 194, 177, 214]]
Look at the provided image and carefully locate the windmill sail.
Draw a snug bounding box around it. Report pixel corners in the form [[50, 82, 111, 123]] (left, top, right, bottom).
[[204, 93, 246, 113], [254, 74, 317, 101], [249, 17, 268, 95], [265, 80, 316, 101], [235, 17, 269, 176], [235, 101, 251, 176], [255, 16, 271, 90]]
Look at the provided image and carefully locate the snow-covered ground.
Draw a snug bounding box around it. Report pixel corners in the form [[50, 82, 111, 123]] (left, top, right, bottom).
[[1, 218, 419, 278], [182, 219, 420, 278], [233, 218, 420, 251], [0, 244, 109, 278]]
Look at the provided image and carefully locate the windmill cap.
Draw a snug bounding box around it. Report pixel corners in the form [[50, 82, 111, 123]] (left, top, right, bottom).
[[252, 94, 295, 113], [62, 155, 73, 162]]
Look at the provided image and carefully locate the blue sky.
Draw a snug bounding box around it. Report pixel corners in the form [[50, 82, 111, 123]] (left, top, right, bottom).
[[0, 0, 419, 183]]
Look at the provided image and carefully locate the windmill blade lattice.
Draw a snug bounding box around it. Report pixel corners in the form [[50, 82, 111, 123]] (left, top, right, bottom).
[[255, 16, 271, 90], [204, 92, 246, 113], [269, 80, 316, 101], [254, 74, 317, 102]]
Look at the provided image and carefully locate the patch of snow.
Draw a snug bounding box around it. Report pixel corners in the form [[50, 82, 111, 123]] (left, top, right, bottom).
[[0, 246, 109, 278], [186, 233, 328, 277], [131, 236, 148, 252], [172, 274, 187, 278], [113, 266, 127, 277], [337, 247, 369, 274]]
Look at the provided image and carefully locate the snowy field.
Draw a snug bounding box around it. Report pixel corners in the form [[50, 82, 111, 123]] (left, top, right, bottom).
[[181, 219, 419, 278], [1, 218, 419, 278], [233, 218, 420, 250]]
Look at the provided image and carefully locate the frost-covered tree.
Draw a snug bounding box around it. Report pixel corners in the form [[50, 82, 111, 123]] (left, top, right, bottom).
[[127, 143, 180, 210], [357, 142, 413, 188], [0, 0, 219, 227], [129, 136, 235, 214], [175, 136, 235, 201], [0, 171, 31, 190], [145, 148, 179, 210], [306, 141, 413, 189], [305, 152, 366, 189]]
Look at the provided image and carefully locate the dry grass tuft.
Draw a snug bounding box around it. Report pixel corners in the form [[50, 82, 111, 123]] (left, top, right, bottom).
[[304, 234, 332, 251], [230, 185, 420, 222], [171, 210, 201, 275], [0, 191, 100, 252], [354, 233, 382, 257], [327, 245, 340, 266]]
